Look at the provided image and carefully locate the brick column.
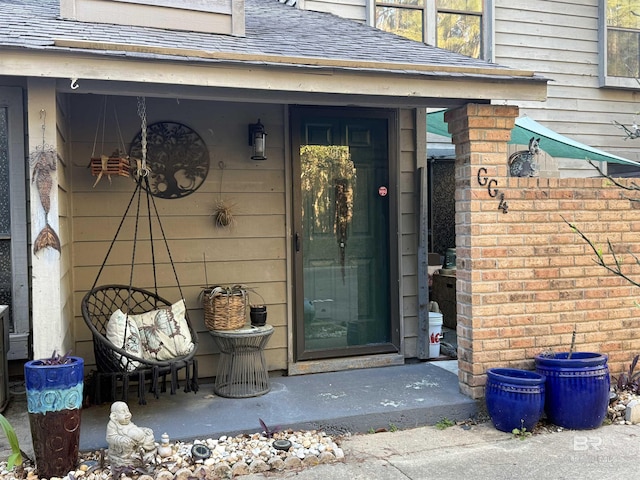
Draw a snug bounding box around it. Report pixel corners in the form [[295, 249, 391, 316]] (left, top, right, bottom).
[[444, 104, 519, 399]]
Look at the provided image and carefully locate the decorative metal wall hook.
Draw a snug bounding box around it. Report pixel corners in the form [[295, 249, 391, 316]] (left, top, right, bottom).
[[70, 78, 79, 90]]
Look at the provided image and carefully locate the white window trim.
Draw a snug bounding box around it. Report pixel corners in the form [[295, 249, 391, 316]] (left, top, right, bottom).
[[485, 0, 494, 63], [426, 2, 436, 47], [368, 0, 494, 62], [599, 0, 640, 89]]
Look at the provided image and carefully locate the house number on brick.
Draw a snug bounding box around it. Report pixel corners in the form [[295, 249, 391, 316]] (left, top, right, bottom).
[[477, 167, 508, 214]]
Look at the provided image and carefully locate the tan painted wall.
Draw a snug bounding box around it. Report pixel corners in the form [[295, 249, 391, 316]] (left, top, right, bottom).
[[447, 104, 640, 399], [399, 108, 419, 357], [70, 95, 288, 378]]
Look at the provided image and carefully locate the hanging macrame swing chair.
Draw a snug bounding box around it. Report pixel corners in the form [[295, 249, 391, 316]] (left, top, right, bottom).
[[81, 98, 199, 405]]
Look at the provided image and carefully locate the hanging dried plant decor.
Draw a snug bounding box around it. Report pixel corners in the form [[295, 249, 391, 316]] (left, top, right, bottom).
[[212, 161, 237, 228], [213, 198, 237, 228]]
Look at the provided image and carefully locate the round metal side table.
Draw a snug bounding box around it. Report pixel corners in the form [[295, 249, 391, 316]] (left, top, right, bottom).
[[209, 324, 274, 398]]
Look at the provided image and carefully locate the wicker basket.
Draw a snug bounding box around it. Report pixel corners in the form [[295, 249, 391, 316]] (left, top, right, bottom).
[[203, 286, 247, 330]]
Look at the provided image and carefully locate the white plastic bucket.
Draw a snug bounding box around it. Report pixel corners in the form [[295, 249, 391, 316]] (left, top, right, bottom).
[[428, 312, 443, 359]]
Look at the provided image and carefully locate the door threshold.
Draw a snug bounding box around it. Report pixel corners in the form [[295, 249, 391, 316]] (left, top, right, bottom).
[[288, 353, 404, 376]]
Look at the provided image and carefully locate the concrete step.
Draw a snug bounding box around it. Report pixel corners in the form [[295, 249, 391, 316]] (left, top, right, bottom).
[[77, 360, 474, 450]]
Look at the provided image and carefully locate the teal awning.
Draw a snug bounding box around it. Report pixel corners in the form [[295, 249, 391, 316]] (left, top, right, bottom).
[[427, 110, 640, 167]]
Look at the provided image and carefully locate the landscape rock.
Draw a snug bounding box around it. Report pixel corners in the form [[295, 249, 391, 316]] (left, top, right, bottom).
[[625, 398, 640, 423]]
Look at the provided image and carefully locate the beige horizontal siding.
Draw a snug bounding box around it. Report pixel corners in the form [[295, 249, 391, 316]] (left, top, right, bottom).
[[399, 108, 418, 357], [495, 0, 640, 166], [70, 95, 289, 375]]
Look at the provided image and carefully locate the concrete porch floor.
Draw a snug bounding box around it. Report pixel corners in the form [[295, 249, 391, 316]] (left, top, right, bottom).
[[70, 360, 472, 451], [0, 359, 473, 460], [0, 328, 464, 458]]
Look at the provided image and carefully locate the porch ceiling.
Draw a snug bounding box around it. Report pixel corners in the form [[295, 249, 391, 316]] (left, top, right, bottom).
[[0, 0, 548, 104]]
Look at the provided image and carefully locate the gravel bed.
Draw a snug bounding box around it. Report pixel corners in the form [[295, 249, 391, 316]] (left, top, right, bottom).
[[0, 429, 345, 480]]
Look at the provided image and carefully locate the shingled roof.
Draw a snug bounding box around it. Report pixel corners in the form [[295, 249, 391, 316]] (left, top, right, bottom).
[[0, 0, 544, 84]]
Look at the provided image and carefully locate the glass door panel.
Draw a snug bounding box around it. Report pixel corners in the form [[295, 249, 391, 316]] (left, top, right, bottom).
[[293, 109, 397, 360]]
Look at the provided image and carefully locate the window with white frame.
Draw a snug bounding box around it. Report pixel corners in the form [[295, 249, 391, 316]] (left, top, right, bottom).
[[374, 0, 485, 59], [604, 0, 640, 80]]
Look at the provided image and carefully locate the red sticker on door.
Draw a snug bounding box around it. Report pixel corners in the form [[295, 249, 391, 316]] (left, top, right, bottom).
[[378, 186, 388, 197]]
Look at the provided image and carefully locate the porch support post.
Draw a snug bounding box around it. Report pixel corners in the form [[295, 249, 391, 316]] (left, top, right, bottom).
[[445, 103, 518, 399], [27, 78, 67, 359], [415, 108, 430, 360]]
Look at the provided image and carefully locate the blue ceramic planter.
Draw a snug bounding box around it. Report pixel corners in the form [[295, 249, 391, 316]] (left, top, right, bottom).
[[485, 368, 546, 433], [535, 352, 610, 430], [25, 356, 84, 479]]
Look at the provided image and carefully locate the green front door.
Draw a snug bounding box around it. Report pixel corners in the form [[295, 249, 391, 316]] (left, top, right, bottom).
[[292, 107, 399, 361]]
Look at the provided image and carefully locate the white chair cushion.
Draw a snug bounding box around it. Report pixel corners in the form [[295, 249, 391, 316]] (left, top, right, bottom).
[[106, 309, 143, 372], [129, 299, 195, 361]]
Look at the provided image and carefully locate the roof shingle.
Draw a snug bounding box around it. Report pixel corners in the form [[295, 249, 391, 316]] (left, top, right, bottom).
[[0, 0, 524, 76]]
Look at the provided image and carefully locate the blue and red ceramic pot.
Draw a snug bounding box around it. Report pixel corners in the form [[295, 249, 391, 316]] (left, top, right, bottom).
[[25, 356, 84, 478]]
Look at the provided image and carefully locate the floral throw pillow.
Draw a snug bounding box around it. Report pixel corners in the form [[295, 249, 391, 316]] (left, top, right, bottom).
[[106, 309, 143, 372], [129, 299, 194, 361]]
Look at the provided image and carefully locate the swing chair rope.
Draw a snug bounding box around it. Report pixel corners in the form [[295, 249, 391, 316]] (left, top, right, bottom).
[[136, 96, 149, 177], [90, 175, 186, 357], [92, 97, 184, 302], [90, 178, 143, 292], [125, 177, 144, 314], [83, 97, 199, 401], [144, 177, 158, 297], [145, 177, 185, 302]]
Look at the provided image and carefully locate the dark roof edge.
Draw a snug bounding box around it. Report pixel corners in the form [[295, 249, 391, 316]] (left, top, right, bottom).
[[52, 38, 545, 81]]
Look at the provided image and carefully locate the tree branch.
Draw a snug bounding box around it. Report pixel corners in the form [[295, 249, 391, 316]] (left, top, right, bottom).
[[587, 160, 640, 192], [562, 215, 640, 288]]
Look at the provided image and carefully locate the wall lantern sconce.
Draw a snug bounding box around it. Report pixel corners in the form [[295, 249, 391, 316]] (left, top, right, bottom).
[[248, 119, 267, 160]]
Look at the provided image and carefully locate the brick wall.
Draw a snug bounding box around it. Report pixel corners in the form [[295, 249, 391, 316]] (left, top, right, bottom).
[[446, 104, 640, 399]]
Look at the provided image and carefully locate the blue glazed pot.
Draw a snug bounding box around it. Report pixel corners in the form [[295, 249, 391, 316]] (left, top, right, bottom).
[[535, 352, 610, 430], [25, 356, 84, 479], [485, 368, 546, 433]]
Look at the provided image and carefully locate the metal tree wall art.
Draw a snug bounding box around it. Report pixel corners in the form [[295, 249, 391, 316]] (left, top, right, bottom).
[[129, 121, 209, 199], [31, 111, 61, 254]]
